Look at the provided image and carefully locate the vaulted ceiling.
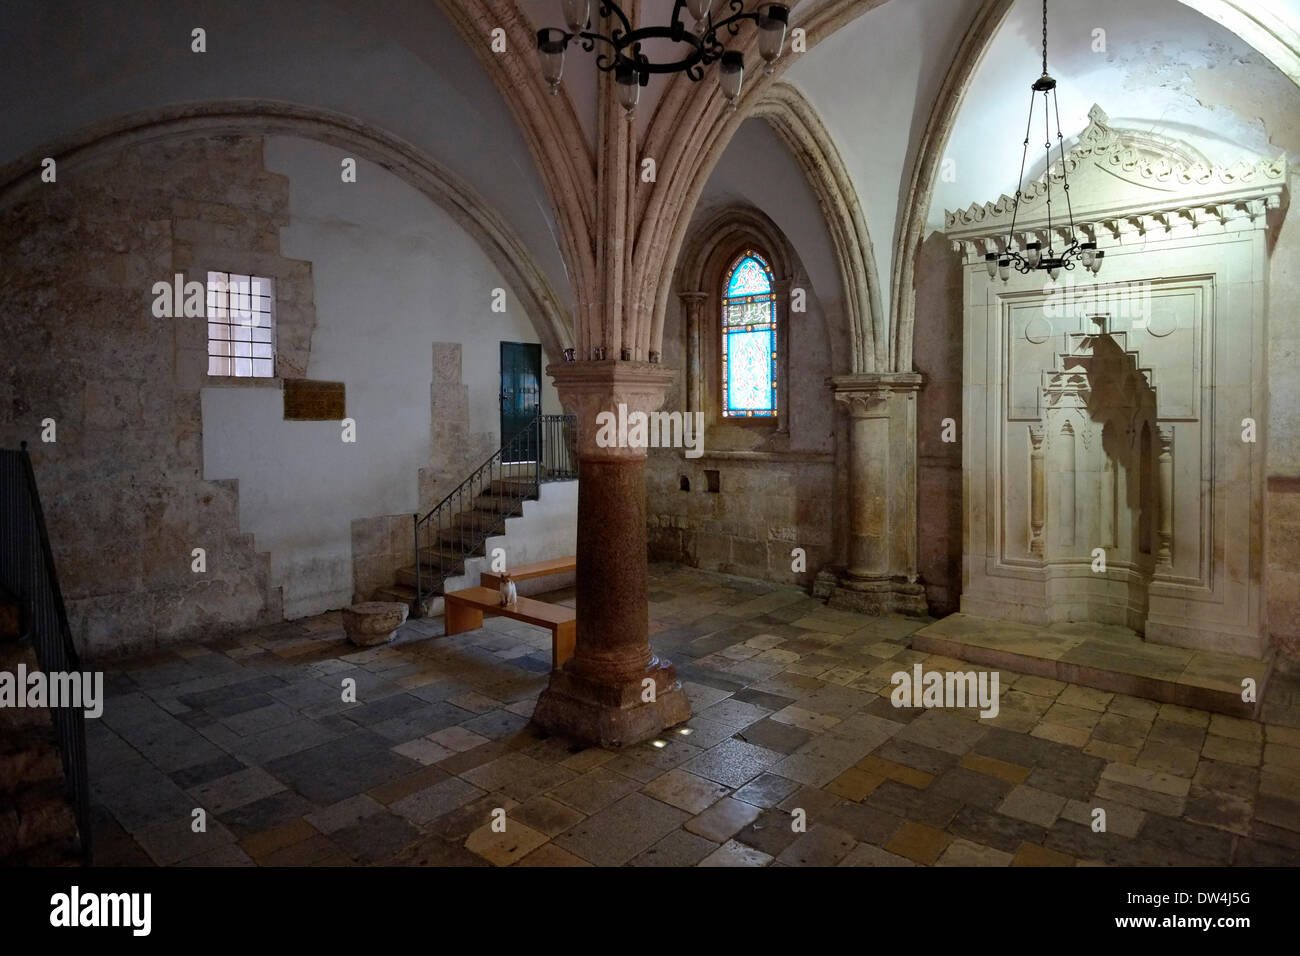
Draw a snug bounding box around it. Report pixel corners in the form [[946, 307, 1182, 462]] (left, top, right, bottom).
[[3, 0, 1297, 367]]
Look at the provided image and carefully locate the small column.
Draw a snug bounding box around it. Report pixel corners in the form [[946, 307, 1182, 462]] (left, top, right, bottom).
[[677, 292, 708, 417], [1156, 424, 1174, 571], [1029, 424, 1045, 557], [821, 373, 927, 615], [531, 361, 692, 747]]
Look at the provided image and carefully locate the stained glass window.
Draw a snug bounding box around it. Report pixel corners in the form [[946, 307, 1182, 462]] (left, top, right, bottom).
[[722, 252, 777, 418]]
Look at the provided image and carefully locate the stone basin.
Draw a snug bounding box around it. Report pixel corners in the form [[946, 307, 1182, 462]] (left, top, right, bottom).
[[342, 601, 409, 647]]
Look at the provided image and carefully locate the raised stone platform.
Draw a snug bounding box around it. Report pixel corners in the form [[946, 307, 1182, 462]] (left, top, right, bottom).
[[912, 614, 1272, 719]]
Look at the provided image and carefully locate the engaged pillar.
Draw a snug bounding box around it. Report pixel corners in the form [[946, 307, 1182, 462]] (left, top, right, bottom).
[[818, 373, 928, 616]]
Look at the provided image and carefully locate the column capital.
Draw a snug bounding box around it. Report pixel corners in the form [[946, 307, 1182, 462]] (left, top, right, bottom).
[[677, 290, 710, 305], [828, 372, 923, 416], [547, 360, 677, 460]]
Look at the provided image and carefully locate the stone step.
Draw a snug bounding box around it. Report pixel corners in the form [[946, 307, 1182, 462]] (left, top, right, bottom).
[[471, 494, 528, 516], [487, 477, 538, 498], [0, 646, 54, 731], [911, 613, 1273, 719], [415, 547, 467, 575], [0, 724, 62, 794], [372, 584, 418, 606], [0, 778, 77, 856]]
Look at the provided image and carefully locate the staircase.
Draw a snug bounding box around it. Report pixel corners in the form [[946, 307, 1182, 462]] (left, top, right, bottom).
[[0, 445, 90, 865], [374, 413, 577, 614]]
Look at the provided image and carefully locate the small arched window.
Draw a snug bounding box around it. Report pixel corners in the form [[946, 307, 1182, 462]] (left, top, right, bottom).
[[721, 251, 777, 418]]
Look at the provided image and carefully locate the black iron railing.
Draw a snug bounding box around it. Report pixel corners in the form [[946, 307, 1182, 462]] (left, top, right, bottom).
[[413, 413, 576, 609], [0, 444, 91, 863]]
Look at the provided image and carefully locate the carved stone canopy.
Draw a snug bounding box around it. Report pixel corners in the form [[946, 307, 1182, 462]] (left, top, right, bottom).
[[946, 104, 1288, 259]]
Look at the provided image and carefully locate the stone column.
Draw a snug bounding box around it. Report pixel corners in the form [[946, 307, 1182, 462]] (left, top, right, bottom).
[[677, 292, 708, 416], [820, 373, 927, 615], [1156, 424, 1174, 571], [1029, 424, 1045, 557], [531, 361, 692, 747]]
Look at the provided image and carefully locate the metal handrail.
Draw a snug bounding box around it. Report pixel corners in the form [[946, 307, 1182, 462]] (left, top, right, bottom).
[[0, 443, 91, 863], [412, 413, 576, 609]]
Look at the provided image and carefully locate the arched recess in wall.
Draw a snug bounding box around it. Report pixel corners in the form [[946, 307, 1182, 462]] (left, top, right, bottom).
[[674, 205, 808, 425], [0, 101, 574, 363], [751, 81, 884, 375], [890, 0, 1300, 375]]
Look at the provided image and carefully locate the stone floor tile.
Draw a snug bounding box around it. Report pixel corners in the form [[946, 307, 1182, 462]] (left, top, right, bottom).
[[958, 752, 1031, 785], [838, 842, 916, 866], [389, 777, 485, 826], [681, 738, 785, 788], [884, 821, 952, 864], [547, 766, 642, 814], [304, 794, 385, 834], [777, 824, 858, 866], [685, 797, 762, 843], [731, 772, 801, 809], [464, 820, 549, 866], [392, 738, 454, 765], [997, 785, 1068, 828], [1011, 842, 1075, 866], [1030, 722, 1092, 748], [508, 795, 586, 837], [856, 755, 934, 790], [1136, 740, 1201, 778], [238, 818, 319, 862], [699, 839, 774, 867], [1061, 798, 1145, 837], [1014, 676, 1067, 698], [552, 792, 689, 866], [366, 764, 452, 805], [733, 717, 811, 754], [133, 815, 238, 866], [827, 766, 887, 802], [188, 766, 286, 815], [936, 838, 1014, 866], [1057, 685, 1113, 712], [640, 768, 731, 815], [1201, 734, 1262, 767], [515, 843, 592, 867]]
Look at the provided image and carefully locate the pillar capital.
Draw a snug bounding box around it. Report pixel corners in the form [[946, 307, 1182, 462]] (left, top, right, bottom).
[[829, 372, 924, 415], [547, 360, 677, 460]]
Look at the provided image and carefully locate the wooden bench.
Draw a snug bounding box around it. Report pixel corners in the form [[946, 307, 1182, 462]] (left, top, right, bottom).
[[443, 586, 576, 670], [479, 555, 576, 590]]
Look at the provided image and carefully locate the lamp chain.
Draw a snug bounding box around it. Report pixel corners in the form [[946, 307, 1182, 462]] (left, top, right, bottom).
[[1041, 0, 1048, 76]]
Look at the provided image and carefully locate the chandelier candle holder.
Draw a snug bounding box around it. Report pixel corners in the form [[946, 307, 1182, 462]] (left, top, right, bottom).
[[537, 1, 790, 117], [986, 0, 1104, 283]]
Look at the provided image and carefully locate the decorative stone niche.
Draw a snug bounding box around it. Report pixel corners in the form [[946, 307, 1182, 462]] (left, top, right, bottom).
[[946, 105, 1288, 659]]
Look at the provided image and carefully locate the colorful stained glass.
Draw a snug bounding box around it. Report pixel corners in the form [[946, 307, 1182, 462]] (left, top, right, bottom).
[[726, 256, 772, 296], [722, 251, 777, 418]]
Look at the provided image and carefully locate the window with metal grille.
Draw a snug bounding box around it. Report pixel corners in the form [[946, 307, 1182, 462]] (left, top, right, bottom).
[[207, 272, 275, 378]]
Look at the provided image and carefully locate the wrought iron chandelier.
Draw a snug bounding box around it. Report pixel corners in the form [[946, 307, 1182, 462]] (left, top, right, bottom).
[[987, 0, 1103, 281], [537, 1, 790, 116]]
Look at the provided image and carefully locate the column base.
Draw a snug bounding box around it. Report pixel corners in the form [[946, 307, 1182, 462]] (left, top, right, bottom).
[[532, 655, 691, 748], [816, 569, 929, 617]]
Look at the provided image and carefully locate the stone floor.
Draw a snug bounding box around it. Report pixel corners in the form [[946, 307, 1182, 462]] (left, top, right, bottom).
[[89, 564, 1300, 867]]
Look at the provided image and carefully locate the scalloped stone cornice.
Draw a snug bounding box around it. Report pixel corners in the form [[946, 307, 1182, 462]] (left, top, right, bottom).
[[945, 104, 1288, 248]]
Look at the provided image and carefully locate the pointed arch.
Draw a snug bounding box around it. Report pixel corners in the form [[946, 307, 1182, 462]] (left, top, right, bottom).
[[0, 101, 574, 361]]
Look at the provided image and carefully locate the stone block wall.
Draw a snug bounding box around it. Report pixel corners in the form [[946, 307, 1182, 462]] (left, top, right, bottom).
[[646, 452, 834, 587], [0, 134, 313, 657]]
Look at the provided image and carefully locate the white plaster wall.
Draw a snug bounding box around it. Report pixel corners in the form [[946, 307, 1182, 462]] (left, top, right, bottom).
[[786, 0, 984, 320], [203, 136, 559, 619]]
